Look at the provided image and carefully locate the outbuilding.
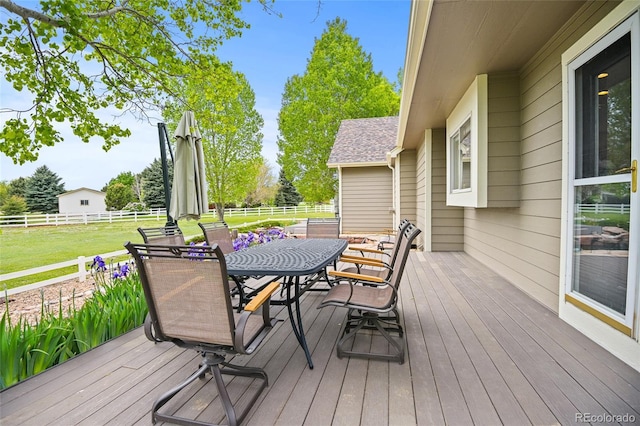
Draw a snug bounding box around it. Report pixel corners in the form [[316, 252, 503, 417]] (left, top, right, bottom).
[[57, 187, 106, 214], [328, 116, 401, 235]]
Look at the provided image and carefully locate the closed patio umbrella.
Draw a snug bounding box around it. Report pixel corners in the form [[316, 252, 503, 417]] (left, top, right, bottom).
[[169, 111, 209, 221]]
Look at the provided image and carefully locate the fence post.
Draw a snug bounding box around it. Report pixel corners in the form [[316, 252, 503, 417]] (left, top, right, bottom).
[[78, 256, 86, 282]]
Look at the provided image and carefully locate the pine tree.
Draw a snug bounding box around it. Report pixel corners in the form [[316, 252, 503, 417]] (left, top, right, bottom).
[[24, 166, 65, 213], [140, 158, 172, 209], [274, 170, 302, 207]]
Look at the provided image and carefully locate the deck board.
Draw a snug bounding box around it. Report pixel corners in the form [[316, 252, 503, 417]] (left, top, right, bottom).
[[2, 251, 639, 425]]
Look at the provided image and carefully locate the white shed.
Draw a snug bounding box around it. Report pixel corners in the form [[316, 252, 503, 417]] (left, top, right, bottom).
[[58, 188, 106, 213]]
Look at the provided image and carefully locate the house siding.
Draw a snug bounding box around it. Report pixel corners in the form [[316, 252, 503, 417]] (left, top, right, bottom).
[[487, 73, 521, 207], [58, 190, 106, 214], [431, 129, 464, 251], [399, 150, 418, 244], [463, 0, 620, 312], [415, 141, 427, 250], [340, 167, 393, 233]]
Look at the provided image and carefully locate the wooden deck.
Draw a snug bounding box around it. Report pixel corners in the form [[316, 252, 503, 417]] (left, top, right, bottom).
[[1, 251, 639, 425]]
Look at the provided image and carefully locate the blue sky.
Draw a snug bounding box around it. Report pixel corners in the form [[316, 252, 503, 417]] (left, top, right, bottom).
[[0, 0, 410, 190]]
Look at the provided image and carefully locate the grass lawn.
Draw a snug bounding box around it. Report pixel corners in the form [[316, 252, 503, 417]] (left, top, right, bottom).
[[0, 212, 331, 289]]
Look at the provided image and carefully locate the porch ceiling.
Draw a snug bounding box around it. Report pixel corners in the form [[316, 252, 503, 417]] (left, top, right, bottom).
[[399, 0, 586, 149]]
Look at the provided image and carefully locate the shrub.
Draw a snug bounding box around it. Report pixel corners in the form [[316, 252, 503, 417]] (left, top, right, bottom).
[[0, 260, 147, 390]]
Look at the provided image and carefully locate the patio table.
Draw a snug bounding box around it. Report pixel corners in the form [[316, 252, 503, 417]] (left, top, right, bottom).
[[225, 238, 348, 369]]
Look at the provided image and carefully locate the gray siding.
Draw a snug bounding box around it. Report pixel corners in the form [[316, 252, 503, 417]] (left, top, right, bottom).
[[431, 129, 464, 251], [487, 73, 521, 208], [415, 141, 427, 250], [399, 149, 420, 248], [341, 167, 393, 233], [463, 0, 619, 311]]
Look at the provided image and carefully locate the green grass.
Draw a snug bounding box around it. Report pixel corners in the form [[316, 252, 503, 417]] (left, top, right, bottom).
[[0, 212, 331, 290]]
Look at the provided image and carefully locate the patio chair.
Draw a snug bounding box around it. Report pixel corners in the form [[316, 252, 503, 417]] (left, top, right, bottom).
[[125, 242, 280, 426], [137, 225, 185, 245], [199, 221, 281, 308], [318, 223, 421, 363], [339, 219, 411, 280], [305, 217, 340, 239], [198, 221, 235, 254], [305, 217, 341, 288]]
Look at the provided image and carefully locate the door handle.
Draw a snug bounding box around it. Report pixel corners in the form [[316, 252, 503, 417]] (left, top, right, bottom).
[[614, 160, 637, 193]]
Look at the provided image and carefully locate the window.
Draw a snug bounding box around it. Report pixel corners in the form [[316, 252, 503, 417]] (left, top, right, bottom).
[[451, 117, 472, 191], [80, 200, 89, 206], [446, 74, 488, 207]]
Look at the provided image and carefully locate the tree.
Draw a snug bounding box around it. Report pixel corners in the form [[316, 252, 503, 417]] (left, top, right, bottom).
[[0, 181, 8, 206], [1, 194, 27, 216], [24, 165, 65, 213], [105, 182, 135, 210], [163, 69, 264, 221], [274, 169, 302, 207], [277, 18, 400, 203], [7, 176, 29, 198], [0, 0, 274, 164], [140, 158, 172, 209], [102, 171, 140, 201], [244, 161, 278, 207]]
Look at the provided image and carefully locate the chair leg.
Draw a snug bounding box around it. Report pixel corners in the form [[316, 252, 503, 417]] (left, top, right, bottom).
[[151, 353, 268, 426], [336, 312, 405, 364]]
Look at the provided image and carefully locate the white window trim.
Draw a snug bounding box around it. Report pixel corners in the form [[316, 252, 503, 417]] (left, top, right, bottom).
[[446, 74, 488, 208]]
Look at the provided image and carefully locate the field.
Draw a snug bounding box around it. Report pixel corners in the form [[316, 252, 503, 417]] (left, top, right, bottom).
[[0, 212, 331, 289]]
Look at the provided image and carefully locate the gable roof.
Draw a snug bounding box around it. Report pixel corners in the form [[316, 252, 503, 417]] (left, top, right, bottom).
[[328, 116, 399, 167], [57, 187, 106, 198]]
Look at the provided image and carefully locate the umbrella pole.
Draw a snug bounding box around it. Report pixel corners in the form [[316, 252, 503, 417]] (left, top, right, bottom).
[[158, 123, 176, 227]]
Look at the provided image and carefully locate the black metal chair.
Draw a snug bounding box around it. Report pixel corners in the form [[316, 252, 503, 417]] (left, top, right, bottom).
[[198, 221, 281, 308], [137, 225, 185, 245], [339, 218, 411, 280], [125, 242, 280, 426], [305, 217, 340, 239], [198, 221, 235, 254], [318, 223, 421, 363], [304, 217, 341, 288]]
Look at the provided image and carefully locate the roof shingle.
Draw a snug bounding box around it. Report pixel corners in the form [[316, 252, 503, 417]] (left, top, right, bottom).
[[328, 116, 398, 166]]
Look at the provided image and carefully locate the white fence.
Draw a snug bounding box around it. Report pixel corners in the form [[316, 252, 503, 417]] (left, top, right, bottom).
[[576, 204, 630, 215], [0, 204, 334, 228], [1, 249, 128, 296]]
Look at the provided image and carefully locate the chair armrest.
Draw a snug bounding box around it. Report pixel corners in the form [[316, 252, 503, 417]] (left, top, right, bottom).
[[340, 256, 389, 269], [341, 254, 386, 265], [236, 281, 281, 353], [347, 246, 389, 256], [244, 281, 281, 312], [329, 269, 386, 284]]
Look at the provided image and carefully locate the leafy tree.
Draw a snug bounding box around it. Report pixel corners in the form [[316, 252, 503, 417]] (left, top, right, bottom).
[[163, 69, 264, 221], [102, 171, 140, 201], [1, 194, 27, 216], [274, 169, 302, 207], [140, 158, 172, 209], [105, 182, 135, 210], [24, 165, 65, 213], [0, 0, 274, 164], [244, 161, 278, 207], [278, 18, 400, 202], [0, 181, 8, 206], [7, 176, 29, 198]]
